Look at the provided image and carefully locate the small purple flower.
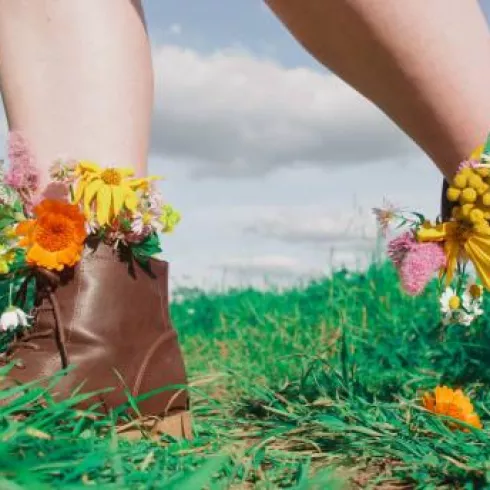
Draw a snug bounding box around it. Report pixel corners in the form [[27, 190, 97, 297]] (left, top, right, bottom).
[[4, 132, 40, 215], [457, 159, 480, 173]]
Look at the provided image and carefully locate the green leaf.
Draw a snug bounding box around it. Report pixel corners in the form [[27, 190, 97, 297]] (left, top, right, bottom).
[[0, 217, 16, 230], [130, 233, 162, 260], [128, 233, 163, 274], [0, 206, 15, 219], [411, 212, 426, 224], [163, 455, 229, 490], [12, 199, 23, 214], [483, 132, 490, 161]]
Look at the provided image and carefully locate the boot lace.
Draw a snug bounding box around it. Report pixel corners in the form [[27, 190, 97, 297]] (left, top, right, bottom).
[[0, 268, 68, 369]]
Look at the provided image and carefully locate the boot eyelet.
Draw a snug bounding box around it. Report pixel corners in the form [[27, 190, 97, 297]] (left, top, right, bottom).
[[15, 359, 25, 369]]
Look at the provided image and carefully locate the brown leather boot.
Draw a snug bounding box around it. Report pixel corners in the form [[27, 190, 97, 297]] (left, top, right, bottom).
[[1, 242, 191, 439]]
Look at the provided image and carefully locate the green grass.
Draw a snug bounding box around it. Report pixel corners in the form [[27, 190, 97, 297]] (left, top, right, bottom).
[[2, 261, 490, 488]]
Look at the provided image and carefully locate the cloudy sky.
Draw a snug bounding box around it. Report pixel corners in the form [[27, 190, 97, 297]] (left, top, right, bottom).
[[1, 1, 489, 292]]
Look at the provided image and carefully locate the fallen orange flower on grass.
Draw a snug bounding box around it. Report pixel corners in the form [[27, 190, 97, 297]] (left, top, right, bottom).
[[16, 199, 87, 271], [422, 385, 482, 431]]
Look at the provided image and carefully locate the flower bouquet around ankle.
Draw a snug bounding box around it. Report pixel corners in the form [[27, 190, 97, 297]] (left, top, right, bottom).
[[374, 132, 490, 327], [0, 132, 181, 332]]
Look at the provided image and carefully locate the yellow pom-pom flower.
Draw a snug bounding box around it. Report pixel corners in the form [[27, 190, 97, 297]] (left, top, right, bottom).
[[451, 206, 463, 220], [474, 220, 490, 234], [477, 183, 489, 196], [470, 208, 485, 224], [482, 193, 490, 207], [459, 167, 474, 177], [453, 174, 468, 189], [447, 187, 461, 202], [476, 167, 490, 178], [461, 203, 474, 218], [468, 174, 484, 190], [460, 188, 477, 204]]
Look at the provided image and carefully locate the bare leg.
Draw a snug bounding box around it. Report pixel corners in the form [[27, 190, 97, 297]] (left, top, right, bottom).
[[0, 0, 153, 191], [0, 2, 191, 438], [265, 0, 490, 180]]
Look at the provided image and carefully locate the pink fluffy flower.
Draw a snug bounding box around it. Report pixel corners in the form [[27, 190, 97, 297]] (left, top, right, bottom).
[[387, 231, 446, 296], [4, 131, 39, 196], [387, 231, 416, 268], [399, 242, 446, 296]]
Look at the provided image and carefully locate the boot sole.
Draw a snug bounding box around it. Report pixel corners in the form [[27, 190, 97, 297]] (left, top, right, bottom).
[[116, 410, 192, 441]]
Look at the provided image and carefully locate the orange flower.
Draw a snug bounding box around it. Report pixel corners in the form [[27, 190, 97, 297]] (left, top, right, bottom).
[[16, 199, 87, 271], [422, 385, 482, 431]]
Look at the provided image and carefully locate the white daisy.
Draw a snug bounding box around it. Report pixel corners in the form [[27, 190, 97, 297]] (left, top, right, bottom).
[[440, 287, 460, 324], [439, 287, 477, 326], [440, 283, 485, 327], [455, 310, 475, 327], [462, 283, 484, 319], [0, 306, 30, 331], [440, 287, 457, 313]]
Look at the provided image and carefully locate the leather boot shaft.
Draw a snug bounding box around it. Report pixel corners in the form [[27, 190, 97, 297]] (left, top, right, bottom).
[[4, 243, 189, 417]]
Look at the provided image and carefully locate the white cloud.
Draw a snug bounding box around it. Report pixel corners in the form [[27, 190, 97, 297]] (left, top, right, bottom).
[[167, 23, 182, 36], [151, 45, 419, 178]]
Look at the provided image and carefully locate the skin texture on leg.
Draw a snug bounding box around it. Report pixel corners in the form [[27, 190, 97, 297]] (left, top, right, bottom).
[[0, 0, 153, 191], [265, 0, 490, 180]]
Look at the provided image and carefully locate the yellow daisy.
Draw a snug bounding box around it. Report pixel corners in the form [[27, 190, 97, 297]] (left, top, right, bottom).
[[74, 161, 157, 226], [417, 220, 490, 290]]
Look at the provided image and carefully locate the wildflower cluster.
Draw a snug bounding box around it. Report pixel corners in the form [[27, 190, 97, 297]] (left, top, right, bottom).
[[374, 133, 490, 328], [0, 131, 181, 332], [64, 160, 180, 252]]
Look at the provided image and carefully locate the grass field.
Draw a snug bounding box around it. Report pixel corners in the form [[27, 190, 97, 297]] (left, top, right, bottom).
[[2, 259, 490, 489]]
